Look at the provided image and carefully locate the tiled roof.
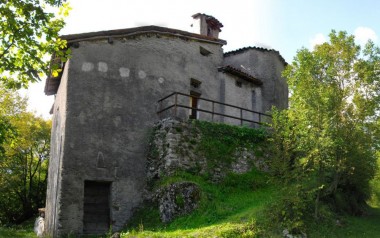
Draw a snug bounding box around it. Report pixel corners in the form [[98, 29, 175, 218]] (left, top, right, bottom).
[[61, 25, 227, 45], [224, 46, 287, 65], [218, 65, 263, 85]]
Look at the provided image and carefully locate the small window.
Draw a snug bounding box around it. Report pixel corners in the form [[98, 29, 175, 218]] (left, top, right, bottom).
[[235, 81, 242, 87], [190, 78, 202, 89], [199, 46, 212, 56]]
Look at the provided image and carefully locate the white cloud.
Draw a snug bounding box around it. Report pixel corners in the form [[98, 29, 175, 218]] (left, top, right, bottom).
[[309, 33, 326, 49], [253, 42, 273, 50], [354, 27, 378, 45]]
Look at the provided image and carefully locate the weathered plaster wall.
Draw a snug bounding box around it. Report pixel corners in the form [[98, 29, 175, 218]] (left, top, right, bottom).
[[220, 73, 261, 126], [48, 35, 226, 236], [45, 61, 69, 237], [223, 49, 288, 113]]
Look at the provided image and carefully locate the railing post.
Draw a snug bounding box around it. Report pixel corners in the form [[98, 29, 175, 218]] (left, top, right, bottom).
[[240, 108, 243, 126], [174, 93, 178, 117]]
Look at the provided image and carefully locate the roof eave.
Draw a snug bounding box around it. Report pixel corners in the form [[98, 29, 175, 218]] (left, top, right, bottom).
[[224, 46, 287, 66], [61, 25, 227, 45], [218, 66, 263, 86]]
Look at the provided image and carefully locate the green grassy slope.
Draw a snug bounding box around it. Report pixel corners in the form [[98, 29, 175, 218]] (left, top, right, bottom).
[[123, 169, 278, 237], [0, 219, 35, 238], [121, 155, 380, 238], [121, 167, 380, 238]]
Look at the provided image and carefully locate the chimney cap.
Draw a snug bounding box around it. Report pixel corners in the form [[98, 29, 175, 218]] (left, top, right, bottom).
[[192, 13, 224, 29]]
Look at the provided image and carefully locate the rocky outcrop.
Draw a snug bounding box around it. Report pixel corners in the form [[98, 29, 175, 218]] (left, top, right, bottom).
[[155, 182, 201, 223]]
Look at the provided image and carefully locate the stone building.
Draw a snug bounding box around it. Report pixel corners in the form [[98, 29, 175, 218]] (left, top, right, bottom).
[[44, 13, 288, 236]]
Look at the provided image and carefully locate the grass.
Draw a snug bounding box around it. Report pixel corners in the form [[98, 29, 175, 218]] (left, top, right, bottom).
[[0, 219, 36, 238], [306, 207, 380, 238], [123, 169, 277, 237], [1, 165, 379, 238], [121, 158, 380, 238]]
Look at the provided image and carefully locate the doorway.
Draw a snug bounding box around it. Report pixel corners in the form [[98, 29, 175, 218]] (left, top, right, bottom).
[[83, 181, 111, 234], [190, 91, 200, 119]]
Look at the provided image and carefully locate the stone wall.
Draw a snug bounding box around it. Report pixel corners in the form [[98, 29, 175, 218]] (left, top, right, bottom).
[[147, 118, 268, 181], [145, 118, 269, 222]]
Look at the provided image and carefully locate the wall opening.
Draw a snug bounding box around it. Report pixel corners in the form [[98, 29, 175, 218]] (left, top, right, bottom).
[[83, 181, 111, 234], [190, 78, 202, 89], [189, 91, 201, 119], [235, 81, 242, 87], [199, 46, 212, 56]]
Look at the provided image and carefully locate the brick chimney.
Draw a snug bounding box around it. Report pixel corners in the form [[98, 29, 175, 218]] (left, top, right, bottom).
[[191, 13, 223, 38]]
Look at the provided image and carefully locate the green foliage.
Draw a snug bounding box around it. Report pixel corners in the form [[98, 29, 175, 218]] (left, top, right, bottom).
[[0, 117, 14, 156], [0, 0, 71, 89], [193, 120, 267, 168], [266, 183, 314, 234], [0, 85, 51, 224], [369, 157, 380, 208], [269, 30, 380, 233], [307, 207, 380, 238]]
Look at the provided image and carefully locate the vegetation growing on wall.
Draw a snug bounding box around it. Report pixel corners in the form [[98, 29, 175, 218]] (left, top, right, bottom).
[[127, 120, 271, 237], [193, 120, 267, 168]]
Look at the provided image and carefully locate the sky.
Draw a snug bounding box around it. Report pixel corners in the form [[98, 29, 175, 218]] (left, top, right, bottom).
[[25, 0, 380, 118]]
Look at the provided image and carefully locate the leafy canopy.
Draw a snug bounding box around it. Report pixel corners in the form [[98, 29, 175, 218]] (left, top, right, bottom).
[[0, 83, 51, 224], [0, 0, 70, 89], [269, 30, 380, 232]]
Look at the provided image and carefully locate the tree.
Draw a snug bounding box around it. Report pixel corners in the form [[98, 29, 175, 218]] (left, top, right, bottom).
[[269, 31, 380, 232], [0, 0, 70, 89], [0, 85, 51, 224]]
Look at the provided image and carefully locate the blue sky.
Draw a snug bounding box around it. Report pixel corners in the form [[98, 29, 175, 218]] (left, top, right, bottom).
[[28, 0, 380, 117], [272, 0, 380, 61]]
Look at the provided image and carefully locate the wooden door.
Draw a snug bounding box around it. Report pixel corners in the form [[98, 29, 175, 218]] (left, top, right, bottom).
[[83, 181, 111, 234]]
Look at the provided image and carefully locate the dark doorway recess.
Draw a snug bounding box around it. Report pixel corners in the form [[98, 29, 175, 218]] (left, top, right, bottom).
[[190, 91, 201, 119], [83, 181, 111, 234]]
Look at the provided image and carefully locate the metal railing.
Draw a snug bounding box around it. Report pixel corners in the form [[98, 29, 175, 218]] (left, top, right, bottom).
[[157, 92, 271, 126]]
